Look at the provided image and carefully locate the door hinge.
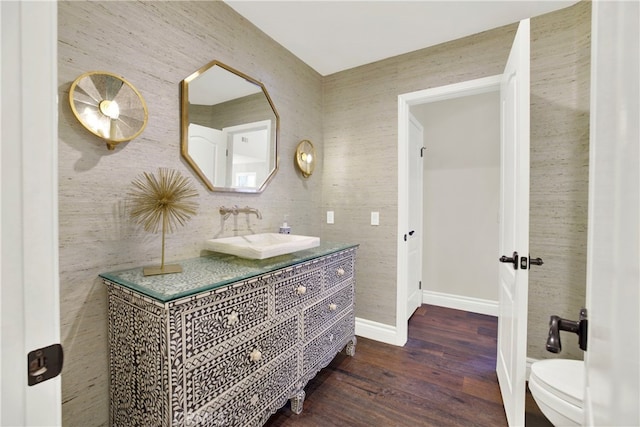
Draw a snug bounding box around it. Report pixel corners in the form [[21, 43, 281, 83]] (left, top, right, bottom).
[[419, 281, 422, 290], [27, 343, 63, 386]]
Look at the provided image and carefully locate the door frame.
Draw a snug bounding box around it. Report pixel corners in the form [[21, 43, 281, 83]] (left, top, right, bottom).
[[1, 1, 61, 424], [397, 74, 502, 345], [584, 0, 640, 424]]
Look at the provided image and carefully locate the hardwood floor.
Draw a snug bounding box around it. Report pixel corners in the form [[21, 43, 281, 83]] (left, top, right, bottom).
[[265, 304, 552, 426]]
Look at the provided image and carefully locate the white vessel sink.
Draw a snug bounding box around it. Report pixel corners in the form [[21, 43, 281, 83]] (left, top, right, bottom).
[[204, 233, 320, 260]]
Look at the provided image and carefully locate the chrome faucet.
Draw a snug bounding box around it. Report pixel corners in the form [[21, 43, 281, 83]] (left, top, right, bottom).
[[219, 205, 262, 220]]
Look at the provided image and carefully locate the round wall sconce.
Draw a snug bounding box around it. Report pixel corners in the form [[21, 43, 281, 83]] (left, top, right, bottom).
[[295, 139, 316, 178], [69, 71, 148, 150]]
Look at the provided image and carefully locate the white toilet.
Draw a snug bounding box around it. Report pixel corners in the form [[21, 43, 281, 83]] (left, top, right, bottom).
[[529, 359, 584, 426]]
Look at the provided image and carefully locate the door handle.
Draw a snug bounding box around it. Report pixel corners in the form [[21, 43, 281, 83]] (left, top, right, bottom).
[[529, 256, 544, 267], [409, 230, 415, 236], [499, 251, 519, 270]]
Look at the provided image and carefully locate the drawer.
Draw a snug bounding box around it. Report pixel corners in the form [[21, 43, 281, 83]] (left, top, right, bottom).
[[302, 284, 353, 340], [274, 263, 323, 315], [184, 314, 299, 413], [323, 251, 355, 290], [302, 312, 355, 376], [174, 281, 270, 358], [186, 352, 298, 427]]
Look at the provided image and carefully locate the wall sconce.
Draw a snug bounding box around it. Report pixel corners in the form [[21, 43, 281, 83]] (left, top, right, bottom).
[[69, 71, 148, 150], [295, 139, 316, 178]]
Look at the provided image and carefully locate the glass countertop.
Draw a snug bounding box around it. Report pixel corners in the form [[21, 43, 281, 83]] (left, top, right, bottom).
[[100, 241, 358, 303]]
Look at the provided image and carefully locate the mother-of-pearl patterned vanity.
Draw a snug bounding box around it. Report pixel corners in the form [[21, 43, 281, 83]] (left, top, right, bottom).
[[100, 242, 357, 427]]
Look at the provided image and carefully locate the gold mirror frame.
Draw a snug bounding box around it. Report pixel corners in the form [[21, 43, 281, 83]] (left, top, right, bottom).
[[69, 71, 148, 150], [180, 60, 280, 193], [295, 140, 316, 178]]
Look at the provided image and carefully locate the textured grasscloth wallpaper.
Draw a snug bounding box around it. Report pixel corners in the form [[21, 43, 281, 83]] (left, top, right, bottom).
[[58, 2, 323, 424], [59, 1, 589, 424]]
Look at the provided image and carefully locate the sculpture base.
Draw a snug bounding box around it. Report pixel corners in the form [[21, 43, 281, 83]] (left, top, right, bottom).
[[143, 264, 182, 276]]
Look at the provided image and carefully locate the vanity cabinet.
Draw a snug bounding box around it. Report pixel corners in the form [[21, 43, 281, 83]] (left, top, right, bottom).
[[100, 244, 357, 427]]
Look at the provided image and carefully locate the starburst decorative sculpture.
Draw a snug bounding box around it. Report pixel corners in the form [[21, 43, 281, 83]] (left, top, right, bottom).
[[129, 168, 199, 276]]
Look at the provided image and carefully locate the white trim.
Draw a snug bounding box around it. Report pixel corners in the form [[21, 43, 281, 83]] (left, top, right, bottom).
[[397, 75, 502, 348], [355, 317, 399, 346], [397, 97, 410, 346], [526, 357, 539, 382], [1, 2, 61, 424], [422, 290, 499, 317]]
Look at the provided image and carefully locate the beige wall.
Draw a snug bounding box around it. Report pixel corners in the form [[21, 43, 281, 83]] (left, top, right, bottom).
[[413, 92, 500, 302], [58, 1, 323, 424], [322, 25, 516, 326], [323, 0, 590, 360], [529, 1, 590, 360]]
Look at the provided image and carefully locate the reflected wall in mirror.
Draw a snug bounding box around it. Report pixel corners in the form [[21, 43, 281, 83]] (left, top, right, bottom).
[[180, 61, 279, 192]]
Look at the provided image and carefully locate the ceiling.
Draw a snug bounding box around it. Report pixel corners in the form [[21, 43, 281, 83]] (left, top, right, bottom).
[[224, 1, 579, 76]]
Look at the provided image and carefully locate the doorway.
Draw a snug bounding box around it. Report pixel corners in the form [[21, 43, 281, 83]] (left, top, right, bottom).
[[412, 90, 500, 314], [396, 75, 502, 344]]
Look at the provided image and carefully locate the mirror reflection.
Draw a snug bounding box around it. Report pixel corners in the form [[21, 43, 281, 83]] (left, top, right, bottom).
[[180, 61, 279, 192]]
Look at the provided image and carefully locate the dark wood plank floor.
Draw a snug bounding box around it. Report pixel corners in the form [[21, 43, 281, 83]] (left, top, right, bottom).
[[265, 304, 552, 426]]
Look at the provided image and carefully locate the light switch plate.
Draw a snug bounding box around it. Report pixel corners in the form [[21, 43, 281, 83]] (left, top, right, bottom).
[[371, 211, 379, 226], [327, 211, 334, 224]]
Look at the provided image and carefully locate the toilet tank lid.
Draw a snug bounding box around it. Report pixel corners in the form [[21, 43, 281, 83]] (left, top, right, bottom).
[[531, 359, 584, 406]]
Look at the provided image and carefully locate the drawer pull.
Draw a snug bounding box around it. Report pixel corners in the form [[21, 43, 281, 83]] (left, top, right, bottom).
[[227, 311, 239, 326], [329, 303, 338, 311], [296, 285, 307, 295], [336, 268, 345, 276], [249, 348, 262, 362]]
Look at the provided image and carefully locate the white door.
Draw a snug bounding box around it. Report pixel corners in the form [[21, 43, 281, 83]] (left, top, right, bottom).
[[496, 19, 530, 427], [407, 113, 423, 318], [1, 1, 62, 425], [584, 1, 639, 425], [188, 123, 227, 186]]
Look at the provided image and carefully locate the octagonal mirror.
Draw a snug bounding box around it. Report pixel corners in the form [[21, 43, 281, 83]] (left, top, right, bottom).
[[180, 60, 279, 192]]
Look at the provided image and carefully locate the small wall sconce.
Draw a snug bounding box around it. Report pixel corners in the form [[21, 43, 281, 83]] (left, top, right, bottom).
[[69, 71, 148, 150], [295, 139, 316, 178]]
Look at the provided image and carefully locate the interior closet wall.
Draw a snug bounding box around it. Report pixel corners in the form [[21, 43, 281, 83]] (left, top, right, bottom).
[[412, 91, 500, 303]]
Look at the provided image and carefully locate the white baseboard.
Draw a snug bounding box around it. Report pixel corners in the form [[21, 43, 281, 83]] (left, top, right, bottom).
[[422, 290, 499, 317], [355, 292, 498, 346], [526, 357, 539, 381], [355, 317, 399, 345]]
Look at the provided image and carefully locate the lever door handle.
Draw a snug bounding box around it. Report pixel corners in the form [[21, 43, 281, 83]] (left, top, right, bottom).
[[409, 230, 415, 236], [499, 251, 519, 270], [530, 257, 544, 267]]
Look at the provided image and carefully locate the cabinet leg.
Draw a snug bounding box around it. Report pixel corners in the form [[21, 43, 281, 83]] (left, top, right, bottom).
[[345, 336, 357, 356], [290, 390, 306, 415]]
